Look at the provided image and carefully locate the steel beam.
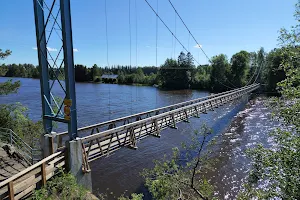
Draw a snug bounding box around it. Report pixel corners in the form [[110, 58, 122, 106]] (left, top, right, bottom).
[[60, 0, 78, 140], [33, 0, 53, 134], [33, 0, 78, 141]]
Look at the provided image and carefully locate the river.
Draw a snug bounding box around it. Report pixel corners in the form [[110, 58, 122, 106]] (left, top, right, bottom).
[[0, 77, 276, 199]]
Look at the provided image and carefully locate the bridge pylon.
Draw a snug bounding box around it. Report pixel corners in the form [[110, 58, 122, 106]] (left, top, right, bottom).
[[33, 0, 78, 140]]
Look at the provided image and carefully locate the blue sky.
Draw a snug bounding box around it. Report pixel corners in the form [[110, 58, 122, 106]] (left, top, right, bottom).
[[0, 0, 297, 67]]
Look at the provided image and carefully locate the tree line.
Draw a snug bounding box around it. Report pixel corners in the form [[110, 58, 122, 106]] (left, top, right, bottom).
[[0, 46, 287, 93]]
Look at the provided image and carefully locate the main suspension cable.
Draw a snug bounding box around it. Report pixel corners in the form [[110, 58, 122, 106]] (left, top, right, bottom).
[[168, 0, 238, 89], [135, 0, 138, 113], [167, 0, 211, 62], [145, 0, 235, 90], [144, 0, 190, 56]]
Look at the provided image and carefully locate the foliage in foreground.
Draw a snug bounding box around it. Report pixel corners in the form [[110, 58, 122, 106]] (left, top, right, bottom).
[[142, 125, 216, 200], [238, 1, 300, 199], [0, 53, 42, 146], [0, 49, 11, 60], [0, 79, 20, 95], [31, 171, 144, 200], [0, 103, 43, 146], [31, 172, 92, 200]]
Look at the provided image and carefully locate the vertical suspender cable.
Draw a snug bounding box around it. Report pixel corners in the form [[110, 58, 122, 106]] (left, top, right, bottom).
[[129, 0, 133, 115], [171, 31, 174, 58], [166, 0, 236, 89], [135, 0, 138, 113], [174, 12, 177, 58], [155, 0, 158, 108], [104, 0, 111, 120], [188, 32, 190, 53]]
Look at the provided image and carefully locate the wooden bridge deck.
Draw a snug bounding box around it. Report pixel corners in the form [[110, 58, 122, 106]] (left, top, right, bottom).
[[57, 83, 260, 163]]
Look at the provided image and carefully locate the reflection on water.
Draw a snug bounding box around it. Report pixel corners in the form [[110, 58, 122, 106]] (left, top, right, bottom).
[[0, 77, 276, 199], [0, 77, 208, 131]]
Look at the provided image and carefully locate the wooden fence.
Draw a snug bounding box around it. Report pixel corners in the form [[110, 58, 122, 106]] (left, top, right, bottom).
[[0, 151, 65, 200]]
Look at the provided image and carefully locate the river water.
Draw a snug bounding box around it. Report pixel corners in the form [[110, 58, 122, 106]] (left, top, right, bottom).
[[0, 77, 276, 199]]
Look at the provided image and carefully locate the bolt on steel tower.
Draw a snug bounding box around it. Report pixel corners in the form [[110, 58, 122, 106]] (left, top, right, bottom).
[[33, 0, 78, 140]]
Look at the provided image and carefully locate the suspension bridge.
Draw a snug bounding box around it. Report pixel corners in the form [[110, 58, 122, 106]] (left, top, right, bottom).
[[55, 83, 259, 165], [0, 0, 262, 199]]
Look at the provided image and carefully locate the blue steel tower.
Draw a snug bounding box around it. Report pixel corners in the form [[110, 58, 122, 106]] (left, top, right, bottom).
[[33, 0, 78, 140]]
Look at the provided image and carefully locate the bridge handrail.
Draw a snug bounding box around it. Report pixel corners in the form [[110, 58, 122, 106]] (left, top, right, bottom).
[[81, 84, 259, 143], [0, 151, 65, 200], [57, 84, 258, 136], [0, 128, 41, 165]]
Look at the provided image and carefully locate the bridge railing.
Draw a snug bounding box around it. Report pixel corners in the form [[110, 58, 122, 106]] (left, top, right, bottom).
[[56, 84, 258, 150], [0, 151, 65, 200], [0, 128, 41, 165], [78, 84, 259, 162]]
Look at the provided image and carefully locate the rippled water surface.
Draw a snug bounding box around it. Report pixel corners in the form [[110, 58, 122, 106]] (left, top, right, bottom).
[[206, 98, 279, 199], [0, 77, 276, 199]]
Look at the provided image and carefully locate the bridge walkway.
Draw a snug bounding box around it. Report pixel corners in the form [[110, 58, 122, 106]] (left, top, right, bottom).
[[56, 84, 259, 163]]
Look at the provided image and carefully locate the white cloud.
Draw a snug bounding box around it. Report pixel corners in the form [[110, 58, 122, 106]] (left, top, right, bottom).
[[145, 45, 151, 48], [33, 47, 79, 52], [47, 47, 58, 52], [194, 44, 202, 49]]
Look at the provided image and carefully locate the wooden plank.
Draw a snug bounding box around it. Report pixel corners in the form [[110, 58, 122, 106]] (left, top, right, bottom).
[[14, 174, 37, 195], [13, 161, 64, 197], [15, 184, 35, 200]]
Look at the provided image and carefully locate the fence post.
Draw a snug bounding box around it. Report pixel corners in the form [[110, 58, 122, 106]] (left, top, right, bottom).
[[66, 139, 92, 191], [41, 162, 47, 186], [8, 181, 14, 200], [10, 131, 12, 145]]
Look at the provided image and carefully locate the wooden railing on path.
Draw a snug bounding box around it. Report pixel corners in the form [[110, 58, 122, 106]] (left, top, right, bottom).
[[0, 151, 65, 200], [0, 128, 42, 165]]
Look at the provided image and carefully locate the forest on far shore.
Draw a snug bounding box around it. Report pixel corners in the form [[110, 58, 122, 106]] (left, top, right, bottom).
[[0, 47, 286, 93]]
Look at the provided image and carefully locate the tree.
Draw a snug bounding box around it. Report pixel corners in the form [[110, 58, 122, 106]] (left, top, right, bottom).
[[264, 48, 286, 93], [210, 54, 229, 92], [75, 64, 90, 82], [245, 52, 257, 84], [142, 125, 215, 200], [191, 65, 211, 90], [0, 50, 20, 95], [230, 50, 250, 87], [256, 47, 266, 84], [0, 49, 12, 60], [0, 79, 20, 95], [245, 48, 266, 86], [159, 52, 194, 89], [91, 64, 101, 81], [159, 58, 180, 89], [0, 49, 42, 146]]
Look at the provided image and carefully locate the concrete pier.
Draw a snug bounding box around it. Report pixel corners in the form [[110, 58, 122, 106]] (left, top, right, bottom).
[[66, 139, 92, 191]]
